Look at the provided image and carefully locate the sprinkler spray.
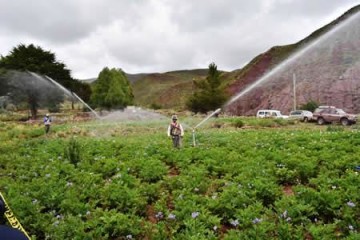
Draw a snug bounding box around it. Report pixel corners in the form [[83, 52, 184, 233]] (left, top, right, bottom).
[[192, 108, 221, 146]]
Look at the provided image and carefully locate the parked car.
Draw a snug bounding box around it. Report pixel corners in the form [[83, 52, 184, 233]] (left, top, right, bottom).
[[312, 106, 357, 125], [256, 110, 289, 119], [289, 110, 313, 122]]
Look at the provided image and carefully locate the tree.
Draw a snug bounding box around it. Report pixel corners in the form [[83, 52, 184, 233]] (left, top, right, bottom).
[[300, 100, 319, 112], [0, 70, 64, 117], [0, 44, 91, 118], [70, 80, 92, 109], [0, 44, 74, 88], [186, 62, 228, 113], [91, 67, 134, 110]]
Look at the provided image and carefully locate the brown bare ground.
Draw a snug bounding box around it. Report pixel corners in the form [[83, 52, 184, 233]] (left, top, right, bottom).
[[283, 185, 294, 196], [146, 205, 157, 224]]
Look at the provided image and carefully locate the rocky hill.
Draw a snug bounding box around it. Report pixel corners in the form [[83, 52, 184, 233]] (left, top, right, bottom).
[[224, 4, 360, 115], [85, 5, 360, 115]]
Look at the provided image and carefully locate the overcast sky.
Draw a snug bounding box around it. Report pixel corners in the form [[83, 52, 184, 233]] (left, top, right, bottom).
[[0, 0, 359, 79]]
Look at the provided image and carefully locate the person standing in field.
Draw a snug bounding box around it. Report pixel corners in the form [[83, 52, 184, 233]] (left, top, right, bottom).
[[167, 115, 184, 148], [44, 113, 52, 134]]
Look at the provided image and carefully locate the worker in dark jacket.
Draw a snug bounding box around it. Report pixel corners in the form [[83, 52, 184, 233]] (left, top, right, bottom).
[[167, 115, 184, 148]]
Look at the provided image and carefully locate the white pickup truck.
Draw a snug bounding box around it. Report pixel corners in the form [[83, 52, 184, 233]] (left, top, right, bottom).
[[256, 110, 289, 119]]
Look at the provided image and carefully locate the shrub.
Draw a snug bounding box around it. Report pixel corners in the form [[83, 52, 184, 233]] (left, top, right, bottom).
[[150, 103, 162, 110], [232, 119, 245, 128], [300, 100, 319, 112], [64, 138, 81, 166]]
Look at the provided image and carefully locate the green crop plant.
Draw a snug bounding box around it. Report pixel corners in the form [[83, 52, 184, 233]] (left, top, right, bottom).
[[0, 117, 359, 239]]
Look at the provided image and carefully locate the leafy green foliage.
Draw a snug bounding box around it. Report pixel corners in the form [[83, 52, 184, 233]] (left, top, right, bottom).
[[91, 67, 134, 110], [186, 63, 228, 113], [0, 44, 91, 117], [64, 138, 81, 166], [300, 100, 319, 112], [0, 44, 70, 80], [0, 119, 359, 239], [232, 119, 244, 128]]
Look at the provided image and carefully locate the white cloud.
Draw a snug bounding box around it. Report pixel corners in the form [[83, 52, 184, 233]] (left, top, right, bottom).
[[0, 0, 359, 79]]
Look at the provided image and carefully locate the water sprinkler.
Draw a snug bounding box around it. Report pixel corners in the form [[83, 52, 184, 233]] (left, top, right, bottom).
[[72, 92, 101, 119], [29, 71, 101, 120], [194, 108, 221, 130], [192, 108, 221, 146]]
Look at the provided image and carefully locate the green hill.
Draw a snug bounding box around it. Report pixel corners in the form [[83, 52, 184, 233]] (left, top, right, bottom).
[[130, 69, 210, 110]]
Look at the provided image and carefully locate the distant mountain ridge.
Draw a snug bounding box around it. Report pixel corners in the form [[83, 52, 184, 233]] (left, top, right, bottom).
[[81, 69, 210, 110], [82, 5, 360, 114]]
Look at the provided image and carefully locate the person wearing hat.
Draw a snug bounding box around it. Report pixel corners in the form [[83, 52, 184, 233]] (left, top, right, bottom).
[[43, 113, 52, 134], [167, 115, 184, 148]]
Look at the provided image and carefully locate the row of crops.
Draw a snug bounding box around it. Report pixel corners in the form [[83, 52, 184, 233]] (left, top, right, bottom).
[[0, 118, 359, 239]]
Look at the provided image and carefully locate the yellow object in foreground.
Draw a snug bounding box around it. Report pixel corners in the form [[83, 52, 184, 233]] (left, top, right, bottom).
[[0, 192, 31, 240]]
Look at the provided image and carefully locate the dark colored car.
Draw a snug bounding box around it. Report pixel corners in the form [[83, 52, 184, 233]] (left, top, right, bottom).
[[313, 106, 357, 126]]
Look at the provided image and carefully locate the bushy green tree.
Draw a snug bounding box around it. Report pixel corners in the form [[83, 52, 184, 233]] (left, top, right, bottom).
[[186, 62, 227, 113], [91, 67, 134, 110], [300, 100, 319, 112], [0, 44, 73, 88], [0, 44, 92, 118]]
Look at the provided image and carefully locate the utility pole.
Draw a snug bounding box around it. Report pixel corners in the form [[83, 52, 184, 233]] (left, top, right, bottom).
[[293, 73, 296, 111]]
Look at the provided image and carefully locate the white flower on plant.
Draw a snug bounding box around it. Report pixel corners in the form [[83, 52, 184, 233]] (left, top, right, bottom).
[[213, 225, 218, 231], [126, 234, 132, 239], [252, 218, 262, 224], [45, 173, 51, 178], [347, 201, 356, 208], [32, 199, 38, 204], [155, 212, 163, 219], [286, 217, 291, 222], [194, 187, 199, 192], [191, 212, 200, 219], [349, 225, 354, 231], [230, 219, 239, 227], [86, 211, 91, 215], [280, 210, 288, 218], [66, 182, 73, 187], [168, 213, 176, 220]]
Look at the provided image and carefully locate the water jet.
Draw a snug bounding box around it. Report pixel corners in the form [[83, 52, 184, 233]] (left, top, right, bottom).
[[192, 108, 221, 146], [224, 10, 360, 114]]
